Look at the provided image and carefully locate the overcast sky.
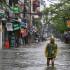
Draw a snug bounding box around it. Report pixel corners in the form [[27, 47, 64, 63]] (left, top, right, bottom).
[[40, 0, 59, 10], [40, 0, 50, 11], [44, 0, 59, 7], [44, 0, 50, 7]]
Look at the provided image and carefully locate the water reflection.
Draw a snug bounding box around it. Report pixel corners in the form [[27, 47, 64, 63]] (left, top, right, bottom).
[[45, 66, 56, 70]]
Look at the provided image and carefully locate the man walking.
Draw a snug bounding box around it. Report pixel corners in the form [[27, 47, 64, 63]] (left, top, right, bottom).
[[45, 37, 57, 66]]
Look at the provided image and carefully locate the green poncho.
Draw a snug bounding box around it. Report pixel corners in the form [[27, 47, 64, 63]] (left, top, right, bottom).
[[45, 43, 57, 58]]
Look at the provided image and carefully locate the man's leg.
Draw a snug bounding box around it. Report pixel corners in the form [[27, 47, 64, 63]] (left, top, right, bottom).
[[47, 58, 50, 66], [51, 58, 54, 66]]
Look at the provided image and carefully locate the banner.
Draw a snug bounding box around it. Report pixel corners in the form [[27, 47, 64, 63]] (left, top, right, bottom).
[[20, 22, 27, 28], [6, 23, 13, 31], [20, 19, 27, 28], [13, 21, 20, 31]]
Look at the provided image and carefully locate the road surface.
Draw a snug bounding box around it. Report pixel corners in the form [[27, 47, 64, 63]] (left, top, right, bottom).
[[0, 39, 70, 70]]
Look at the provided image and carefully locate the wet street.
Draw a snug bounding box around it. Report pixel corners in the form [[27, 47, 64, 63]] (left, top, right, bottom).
[[0, 39, 70, 70]]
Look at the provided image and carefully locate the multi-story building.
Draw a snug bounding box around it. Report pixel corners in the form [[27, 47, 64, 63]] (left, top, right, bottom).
[[32, 0, 41, 32], [5, 0, 41, 45]]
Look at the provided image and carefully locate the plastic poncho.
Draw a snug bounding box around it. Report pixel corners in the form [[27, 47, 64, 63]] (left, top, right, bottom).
[[45, 43, 57, 58]]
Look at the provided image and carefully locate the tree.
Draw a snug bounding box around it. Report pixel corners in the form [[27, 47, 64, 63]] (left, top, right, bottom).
[[42, 0, 70, 33]]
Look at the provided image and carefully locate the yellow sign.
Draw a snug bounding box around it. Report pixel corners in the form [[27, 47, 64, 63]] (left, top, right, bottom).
[[66, 20, 70, 27]]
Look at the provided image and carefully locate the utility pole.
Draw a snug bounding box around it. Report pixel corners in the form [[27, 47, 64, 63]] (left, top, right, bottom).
[[23, 0, 26, 18], [30, 0, 33, 25]]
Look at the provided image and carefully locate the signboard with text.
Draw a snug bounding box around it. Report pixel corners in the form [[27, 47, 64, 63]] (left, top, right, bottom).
[[6, 23, 13, 31], [66, 20, 70, 28]]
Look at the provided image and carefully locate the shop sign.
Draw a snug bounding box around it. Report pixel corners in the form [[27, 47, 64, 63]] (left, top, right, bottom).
[[0, 9, 5, 14], [66, 20, 70, 28], [20, 22, 27, 28], [13, 24, 20, 30], [13, 21, 20, 31], [6, 23, 13, 31], [21, 19, 27, 28]]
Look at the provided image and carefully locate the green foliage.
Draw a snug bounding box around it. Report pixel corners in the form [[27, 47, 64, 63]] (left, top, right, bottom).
[[42, 0, 70, 33], [33, 18, 42, 31]]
